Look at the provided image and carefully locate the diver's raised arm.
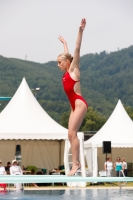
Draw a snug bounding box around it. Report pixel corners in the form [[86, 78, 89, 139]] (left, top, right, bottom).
[[70, 18, 86, 71], [58, 35, 69, 53]]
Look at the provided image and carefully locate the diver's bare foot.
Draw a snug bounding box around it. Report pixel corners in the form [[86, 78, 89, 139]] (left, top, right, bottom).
[[67, 162, 81, 176]]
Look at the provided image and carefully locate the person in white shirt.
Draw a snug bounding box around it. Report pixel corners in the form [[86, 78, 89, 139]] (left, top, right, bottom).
[[104, 157, 113, 177], [122, 158, 127, 177], [10, 159, 23, 190], [0, 159, 7, 190]]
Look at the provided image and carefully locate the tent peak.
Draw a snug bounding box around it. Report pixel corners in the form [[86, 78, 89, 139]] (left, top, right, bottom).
[[22, 77, 26, 83], [0, 77, 68, 139], [84, 99, 133, 147]]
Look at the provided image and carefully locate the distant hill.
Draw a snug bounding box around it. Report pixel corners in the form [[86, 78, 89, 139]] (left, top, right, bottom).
[[0, 45, 133, 122]]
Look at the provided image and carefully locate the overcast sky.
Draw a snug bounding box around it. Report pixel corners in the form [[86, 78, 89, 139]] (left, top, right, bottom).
[[0, 0, 133, 63]]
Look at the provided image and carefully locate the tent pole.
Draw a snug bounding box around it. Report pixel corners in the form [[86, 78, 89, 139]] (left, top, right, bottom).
[[59, 140, 61, 166]]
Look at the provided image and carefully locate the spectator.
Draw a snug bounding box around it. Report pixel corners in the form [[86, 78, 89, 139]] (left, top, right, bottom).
[[0, 160, 7, 190], [104, 157, 113, 177], [30, 169, 38, 187], [21, 165, 27, 171], [5, 162, 11, 174], [114, 157, 122, 177], [10, 159, 23, 190], [122, 158, 127, 176], [36, 171, 43, 186]]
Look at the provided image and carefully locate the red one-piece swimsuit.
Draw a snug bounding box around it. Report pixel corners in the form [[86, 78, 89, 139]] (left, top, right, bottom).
[[62, 71, 88, 111]]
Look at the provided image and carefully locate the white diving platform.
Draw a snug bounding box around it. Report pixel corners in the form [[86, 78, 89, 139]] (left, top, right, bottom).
[[0, 175, 133, 183]]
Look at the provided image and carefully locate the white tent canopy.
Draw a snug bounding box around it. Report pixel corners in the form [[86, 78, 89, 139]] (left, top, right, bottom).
[[0, 78, 68, 140], [0, 77, 69, 170], [84, 99, 133, 148], [0, 78, 85, 176], [84, 100, 133, 176]]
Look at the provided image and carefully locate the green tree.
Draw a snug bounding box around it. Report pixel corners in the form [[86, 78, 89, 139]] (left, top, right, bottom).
[[1, 45, 133, 122], [60, 110, 71, 128], [60, 107, 106, 131], [125, 106, 133, 120], [80, 107, 106, 131]]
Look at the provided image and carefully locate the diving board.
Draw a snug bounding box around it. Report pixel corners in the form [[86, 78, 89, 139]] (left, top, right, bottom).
[[0, 175, 133, 183]]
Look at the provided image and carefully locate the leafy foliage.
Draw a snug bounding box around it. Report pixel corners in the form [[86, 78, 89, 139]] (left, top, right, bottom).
[[60, 107, 106, 131], [0, 45, 133, 130]]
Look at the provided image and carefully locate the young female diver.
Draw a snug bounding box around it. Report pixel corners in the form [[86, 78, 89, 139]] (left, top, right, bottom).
[[57, 18, 88, 175]]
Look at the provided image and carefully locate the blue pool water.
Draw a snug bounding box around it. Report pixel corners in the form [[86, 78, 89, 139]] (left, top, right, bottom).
[[0, 189, 133, 200]]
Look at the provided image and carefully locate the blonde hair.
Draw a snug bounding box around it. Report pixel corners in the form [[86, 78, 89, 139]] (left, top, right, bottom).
[[58, 53, 73, 63]]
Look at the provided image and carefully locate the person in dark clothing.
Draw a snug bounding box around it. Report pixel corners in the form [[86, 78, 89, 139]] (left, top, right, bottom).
[[5, 162, 11, 174]]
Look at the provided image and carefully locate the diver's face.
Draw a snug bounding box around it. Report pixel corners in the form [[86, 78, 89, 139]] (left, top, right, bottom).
[[57, 57, 69, 71]]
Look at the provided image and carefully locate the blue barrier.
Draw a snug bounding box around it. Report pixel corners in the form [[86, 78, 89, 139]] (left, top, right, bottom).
[[0, 175, 133, 183]]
